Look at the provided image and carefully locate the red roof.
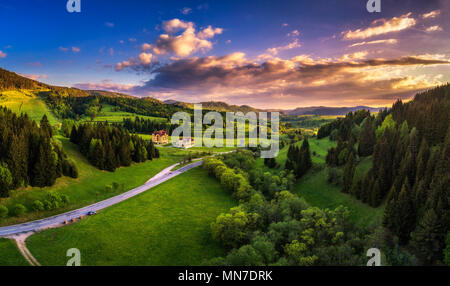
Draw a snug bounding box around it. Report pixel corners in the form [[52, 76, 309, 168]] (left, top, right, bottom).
[[152, 130, 168, 136]]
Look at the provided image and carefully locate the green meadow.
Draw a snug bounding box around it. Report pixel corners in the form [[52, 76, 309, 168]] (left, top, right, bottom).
[[27, 167, 236, 266], [0, 90, 59, 125], [255, 137, 383, 226], [0, 238, 28, 266], [0, 136, 188, 226], [81, 104, 168, 123]]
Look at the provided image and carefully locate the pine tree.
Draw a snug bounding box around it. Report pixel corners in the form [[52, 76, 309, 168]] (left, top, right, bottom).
[[410, 209, 442, 265], [91, 141, 105, 170], [415, 138, 430, 182], [40, 115, 52, 138], [342, 154, 355, 193], [370, 179, 382, 207], [358, 117, 375, 157], [70, 125, 78, 143], [0, 162, 13, 197], [394, 179, 416, 244]]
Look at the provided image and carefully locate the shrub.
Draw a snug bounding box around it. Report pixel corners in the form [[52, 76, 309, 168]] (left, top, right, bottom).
[[61, 194, 69, 204], [12, 204, 27, 216], [112, 182, 120, 192], [0, 205, 8, 218], [105, 185, 112, 193], [62, 159, 79, 178], [46, 192, 63, 209], [31, 200, 45, 211], [43, 200, 53, 210]]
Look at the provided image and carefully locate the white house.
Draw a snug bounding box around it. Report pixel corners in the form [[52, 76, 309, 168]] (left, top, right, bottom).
[[173, 137, 194, 149]]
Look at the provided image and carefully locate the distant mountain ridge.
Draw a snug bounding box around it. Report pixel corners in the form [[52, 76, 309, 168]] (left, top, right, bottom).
[[1, 66, 386, 115], [282, 106, 385, 116]]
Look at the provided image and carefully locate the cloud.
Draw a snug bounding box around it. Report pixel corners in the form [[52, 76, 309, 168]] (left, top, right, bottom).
[[162, 19, 191, 33], [282, 23, 289, 27], [348, 39, 398, 47], [74, 80, 135, 93], [153, 20, 222, 58], [337, 51, 368, 62], [115, 19, 224, 71], [115, 58, 137, 71], [109, 48, 114, 56], [181, 7, 192, 15], [60, 46, 80, 53], [27, 62, 42, 67], [0, 50, 6, 58], [267, 39, 301, 55], [287, 30, 300, 37], [21, 74, 47, 80], [131, 52, 450, 108], [342, 13, 416, 40], [142, 43, 152, 51], [197, 26, 223, 39], [426, 25, 443, 32], [129, 38, 137, 42], [138, 52, 153, 65], [105, 22, 115, 28], [422, 10, 440, 19]]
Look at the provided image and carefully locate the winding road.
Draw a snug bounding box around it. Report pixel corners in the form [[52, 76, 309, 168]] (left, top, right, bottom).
[[0, 160, 204, 237]]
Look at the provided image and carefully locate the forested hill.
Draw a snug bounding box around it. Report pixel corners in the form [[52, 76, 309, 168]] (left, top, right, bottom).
[[284, 106, 385, 116], [0, 67, 48, 90], [165, 100, 262, 114], [318, 83, 449, 265], [391, 84, 449, 145]]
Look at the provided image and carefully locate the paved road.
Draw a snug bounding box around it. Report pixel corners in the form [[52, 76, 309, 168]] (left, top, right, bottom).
[[0, 160, 203, 237]]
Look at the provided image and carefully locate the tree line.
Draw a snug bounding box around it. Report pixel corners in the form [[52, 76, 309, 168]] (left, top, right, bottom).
[[284, 138, 312, 178], [122, 117, 175, 134], [70, 122, 160, 172], [0, 109, 78, 198]]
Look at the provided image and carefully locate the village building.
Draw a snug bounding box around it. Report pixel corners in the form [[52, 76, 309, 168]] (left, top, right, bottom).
[[152, 130, 169, 145], [173, 137, 195, 149]]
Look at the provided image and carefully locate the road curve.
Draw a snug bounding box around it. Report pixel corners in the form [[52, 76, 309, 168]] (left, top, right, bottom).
[[0, 160, 203, 237]]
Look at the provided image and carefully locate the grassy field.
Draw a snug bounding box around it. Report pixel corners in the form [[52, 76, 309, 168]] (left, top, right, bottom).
[[82, 104, 167, 123], [282, 115, 341, 136], [27, 167, 236, 266], [295, 166, 384, 226], [0, 238, 28, 266], [0, 136, 188, 226], [0, 90, 59, 125], [255, 137, 383, 226]]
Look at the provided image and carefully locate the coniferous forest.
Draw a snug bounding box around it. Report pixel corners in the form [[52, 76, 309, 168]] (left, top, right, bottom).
[[318, 84, 450, 265], [0, 108, 77, 198], [70, 123, 160, 172]]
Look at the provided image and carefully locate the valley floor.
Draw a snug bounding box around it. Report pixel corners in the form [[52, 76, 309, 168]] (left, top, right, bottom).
[[27, 167, 236, 266]]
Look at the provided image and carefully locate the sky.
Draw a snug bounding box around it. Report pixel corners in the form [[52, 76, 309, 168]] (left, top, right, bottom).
[[1, 0, 449, 109]]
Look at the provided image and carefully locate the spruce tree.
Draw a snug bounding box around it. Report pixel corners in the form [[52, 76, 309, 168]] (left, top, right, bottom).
[[415, 138, 430, 182], [410, 209, 442, 265], [342, 154, 355, 193], [358, 117, 375, 157], [395, 179, 416, 244], [40, 115, 53, 138]]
